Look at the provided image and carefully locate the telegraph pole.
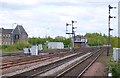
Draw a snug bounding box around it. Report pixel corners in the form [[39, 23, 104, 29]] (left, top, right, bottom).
[[107, 5, 116, 56], [66, 20, 77, 51]]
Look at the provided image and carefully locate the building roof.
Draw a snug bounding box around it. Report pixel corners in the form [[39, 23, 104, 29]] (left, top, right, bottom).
[[74, 35, 87, 43], [75, 35, 86, 38], [0, 25, 28, 36], [0, 28, 13, 34], [12, 25, 28, 35]]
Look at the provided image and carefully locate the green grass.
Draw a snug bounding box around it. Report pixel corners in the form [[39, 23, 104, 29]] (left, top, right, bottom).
[[1, 50, 19, 54], [0, 45, 18, 54]]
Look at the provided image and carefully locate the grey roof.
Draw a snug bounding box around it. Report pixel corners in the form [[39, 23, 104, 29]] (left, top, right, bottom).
[[75, 35, 85, 38], [0, 28, 13, 34], [12, 25, 28, 35], [0, 25, 28, 35]]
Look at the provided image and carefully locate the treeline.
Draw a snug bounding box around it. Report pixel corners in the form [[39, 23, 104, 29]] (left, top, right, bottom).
[[28, 33, 120, 48], [28, 36, 71, 48], [1, 33, 119, 54], [85, 33, 120, 48]]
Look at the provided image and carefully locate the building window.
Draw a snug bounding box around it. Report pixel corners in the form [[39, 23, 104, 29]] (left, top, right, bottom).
[[6, 34, 8, 38], [3, 34, 5, 38], [15, 35, 19, 39], [9, 34, 11, 37], [6, 34, 10, 38]]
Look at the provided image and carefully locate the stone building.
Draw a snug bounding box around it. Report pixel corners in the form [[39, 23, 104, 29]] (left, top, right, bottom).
[[0, 28, 13, 45], [0, 25, 28, 45]]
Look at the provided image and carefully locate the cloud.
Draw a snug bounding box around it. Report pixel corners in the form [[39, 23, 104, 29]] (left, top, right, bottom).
[[1, 2, 33, 10], [0, 0, 39, 5], [0, 0, 119, 37]]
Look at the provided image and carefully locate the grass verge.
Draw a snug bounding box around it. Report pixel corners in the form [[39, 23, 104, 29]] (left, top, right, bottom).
[[106, 48, 120, 78]]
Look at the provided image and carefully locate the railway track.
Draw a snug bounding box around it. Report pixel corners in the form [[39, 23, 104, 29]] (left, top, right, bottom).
[[6, 48, 100, 78], [1, 52, 72, 69], [6, 53, 90, 78], [55, 48, 105, 78], [1, 57, 50, 69], [1, 47, 98, 69]]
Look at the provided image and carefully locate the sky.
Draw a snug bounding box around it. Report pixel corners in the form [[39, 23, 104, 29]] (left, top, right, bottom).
[[0, 0, 119, 38]]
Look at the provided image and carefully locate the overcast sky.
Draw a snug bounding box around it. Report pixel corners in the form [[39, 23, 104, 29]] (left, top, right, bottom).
[[0, 0, 119, 38]]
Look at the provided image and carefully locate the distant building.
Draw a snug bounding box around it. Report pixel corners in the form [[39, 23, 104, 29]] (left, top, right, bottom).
[[74, 35, 87, 47], [0, 28, 13, 45], [0, 25, 28, 45]]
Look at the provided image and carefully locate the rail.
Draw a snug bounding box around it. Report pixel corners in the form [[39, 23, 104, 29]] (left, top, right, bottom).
[[55, 48, 104, 78]]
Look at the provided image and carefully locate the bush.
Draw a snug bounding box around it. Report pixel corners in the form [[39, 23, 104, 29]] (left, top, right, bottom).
[[0, 45, 2, 49], [110, 61, 120, 78], [2, 45, 8, 49], [107, 48, 120, 78], [14, 40, 31, 50], [4, 45, 17, 52], [1, 40, 31, 54], [1, 45, 18, 54]]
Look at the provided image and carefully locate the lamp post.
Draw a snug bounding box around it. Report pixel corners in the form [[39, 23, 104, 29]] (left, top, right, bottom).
[[107, 5, 116, 56], [66, 20, 77, 51]]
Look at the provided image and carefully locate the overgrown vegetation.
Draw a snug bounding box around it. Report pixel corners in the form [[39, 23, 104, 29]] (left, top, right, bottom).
[[110, 61, 120, 78], [1, 40, 31, 54], [106, 48, 120, 78], [14, 40, 31, 50]]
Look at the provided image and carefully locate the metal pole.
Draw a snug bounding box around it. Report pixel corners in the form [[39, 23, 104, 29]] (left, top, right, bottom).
[[66, 21, 77, 51], [107, 5, 116, 56], [72, 21, 74, 51], [107, 18, 110, 56], [107, 7, 110, 56]]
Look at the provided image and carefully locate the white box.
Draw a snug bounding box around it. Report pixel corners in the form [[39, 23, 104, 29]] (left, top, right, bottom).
[[47, 42, 64, 49], [23, 48, 29, 54], [38, 44, 43, 50], [113, 48, 120, 61], [31, 45, 38, 55]]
